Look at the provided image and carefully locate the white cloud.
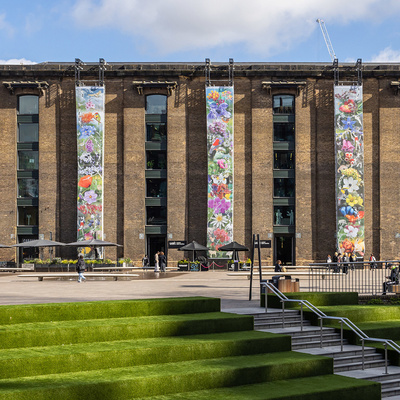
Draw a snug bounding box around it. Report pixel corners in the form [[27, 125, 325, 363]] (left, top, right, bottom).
[[71, 0, 400, 56], [370, 47, 400, 62], [0, 59, 36, 65]]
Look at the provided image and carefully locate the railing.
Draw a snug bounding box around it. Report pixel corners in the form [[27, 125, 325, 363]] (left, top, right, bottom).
[[308, 260, 400, 295], [261, 281, 400, 374]]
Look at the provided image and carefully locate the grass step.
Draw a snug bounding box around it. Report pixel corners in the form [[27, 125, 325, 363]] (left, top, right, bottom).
[[0, 330, 291, 379], [0, 352, 334, 400], [0, 297, 221, 325], [134, 374, 381, 400], [0, 312, 254, 349]]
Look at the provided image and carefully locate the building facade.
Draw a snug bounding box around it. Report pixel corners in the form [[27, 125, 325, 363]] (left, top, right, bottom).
[[0, 61, 399, 265]]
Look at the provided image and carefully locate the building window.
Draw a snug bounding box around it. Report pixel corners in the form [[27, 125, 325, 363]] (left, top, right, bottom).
[[273, 123, 295, 142], [274, 178, 295, 198], [18, 95, 39, 115], [18, 151, 39, 170], [18, 178, 39, 198], [146, 123, 166, 142], [273, 95, 295, 114], [18, 206, 38, 225], [146, 179, 167, 198], [146, 207, 167, 225], [146, 95, 167, 114], [146, 151, 167, 170], [274, 206, 295, 225], [274, 151, 294, 169]]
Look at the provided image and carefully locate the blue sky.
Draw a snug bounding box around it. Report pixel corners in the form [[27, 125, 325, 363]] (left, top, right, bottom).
[[2, 0, 400, 65]]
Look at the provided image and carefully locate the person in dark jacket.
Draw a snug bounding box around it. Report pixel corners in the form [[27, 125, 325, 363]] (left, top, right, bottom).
[[159, 251, 167, 272], [274, 259, 282, 272], [76, 254, 86, 283]]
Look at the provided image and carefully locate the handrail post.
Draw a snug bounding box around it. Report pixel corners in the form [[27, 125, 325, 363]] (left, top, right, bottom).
[[384, 343, 388, 375], [265, 284, 268, 312], [320, 317, 323, 348], [282, 300, 285, 328], [300, 303, 303, 332], [362, 339, 365, 370], [340, 320, 343, 352]]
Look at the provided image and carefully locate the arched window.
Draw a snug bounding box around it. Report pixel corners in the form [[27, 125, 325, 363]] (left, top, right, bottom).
[[18, 95, 39, 115], [146, 95, 167, 114]]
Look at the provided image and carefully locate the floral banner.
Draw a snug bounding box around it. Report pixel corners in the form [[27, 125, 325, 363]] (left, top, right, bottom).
[[76, 86, 105, 246], [206, 86, 234, 257], [334, 85, 364, 257]]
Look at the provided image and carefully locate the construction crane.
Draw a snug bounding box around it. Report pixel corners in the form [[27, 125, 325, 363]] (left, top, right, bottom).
[[316, 19, 337, 62]]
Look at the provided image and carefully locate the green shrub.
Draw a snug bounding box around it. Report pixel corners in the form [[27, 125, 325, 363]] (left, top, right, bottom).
[[366, 298, 384, 305]]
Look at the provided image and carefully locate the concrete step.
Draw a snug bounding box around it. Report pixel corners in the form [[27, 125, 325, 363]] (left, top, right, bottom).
[[293, 332, 343, 344], [335, 358, 387, 372], [293, 338, 348, 350], [254, 315, 305, 324], [334, 352, 384, 367], [254, 321, 311, 329]]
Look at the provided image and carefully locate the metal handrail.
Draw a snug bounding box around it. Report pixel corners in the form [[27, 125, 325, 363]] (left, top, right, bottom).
[[262, 281, 400, 374]]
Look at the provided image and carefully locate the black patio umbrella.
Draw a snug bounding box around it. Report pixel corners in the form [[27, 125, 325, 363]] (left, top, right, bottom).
[[65, 239, 122, 247], [178, 241, 209, 261], [218, 241, 249, 261], [12, 239, 66, 248]]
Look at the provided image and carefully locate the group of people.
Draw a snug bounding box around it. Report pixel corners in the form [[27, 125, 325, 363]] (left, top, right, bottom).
[[141, 252, 167, 272], [326, 252, 379, 273]]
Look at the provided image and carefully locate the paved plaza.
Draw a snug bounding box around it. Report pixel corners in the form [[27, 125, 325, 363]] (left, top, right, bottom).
[[0, 271, 264, 309]]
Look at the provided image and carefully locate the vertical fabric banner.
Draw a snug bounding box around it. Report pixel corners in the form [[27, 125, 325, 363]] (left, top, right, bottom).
[[206, 87, 234, 257], [76, 86, 105, 245], [334, 85, 364, 257]]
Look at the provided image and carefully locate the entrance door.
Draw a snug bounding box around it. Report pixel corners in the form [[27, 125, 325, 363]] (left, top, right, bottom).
[[147, 236, 166, 267], [274, 235, 294, 265]]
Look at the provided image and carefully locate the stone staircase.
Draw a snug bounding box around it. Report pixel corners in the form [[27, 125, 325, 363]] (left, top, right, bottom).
[[250, 308, 400, 399]]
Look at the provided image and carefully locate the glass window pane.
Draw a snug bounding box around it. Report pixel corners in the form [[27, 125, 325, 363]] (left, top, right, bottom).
[[18, 95, 39, 115], [18, 206, 38, 225], [146, 151, 167, 169], [274, 206, 295, 225], [146, 207, 167, 225], [146, 123, 166, 142], [18, 179, 38, 198], [274, 178, 295, 198], [18, 151, 38, 170], [273, 95, 294, 114], [18, 123, 39, 142], [146, 95, 167, 114], [274, 151, 294, 169], [146, 179, 167, 197], [274, 123, 294, 142]]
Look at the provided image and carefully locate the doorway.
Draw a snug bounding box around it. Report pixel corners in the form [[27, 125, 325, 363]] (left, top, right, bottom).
[[274, 235, 294, 265], [146, 235, 166, 267]]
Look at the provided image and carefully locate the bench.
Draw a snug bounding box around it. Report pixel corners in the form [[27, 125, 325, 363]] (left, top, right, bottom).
[[227, 271, 315, 280], [18, 273, 139, 281], [92, 267, 137, 273]]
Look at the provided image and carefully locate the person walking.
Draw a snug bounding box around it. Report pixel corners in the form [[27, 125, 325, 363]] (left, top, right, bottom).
[[159, 251, 167, 272], [154, 251, 160, 272], [370, 254, 377, 270], [142, 254, 149, 269], [76, 254, 86, 283], [349, 252, 356, 271], [332, 252, 339, 273], [342, 252, 349, 274]]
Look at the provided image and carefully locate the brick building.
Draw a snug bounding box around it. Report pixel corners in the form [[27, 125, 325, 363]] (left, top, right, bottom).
[[0, 61, 399, 265]]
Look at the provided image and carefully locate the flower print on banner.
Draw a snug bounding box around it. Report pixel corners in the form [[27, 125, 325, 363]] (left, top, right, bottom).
[[206, 87, 234, 257], [76, 86, 105, 247], [334, 85, 364, 256]]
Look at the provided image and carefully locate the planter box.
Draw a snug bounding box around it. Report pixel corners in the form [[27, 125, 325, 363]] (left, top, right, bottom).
[[178, 263, 189, 271]]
